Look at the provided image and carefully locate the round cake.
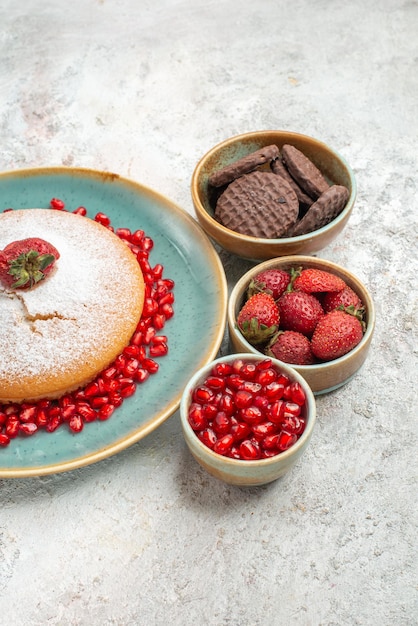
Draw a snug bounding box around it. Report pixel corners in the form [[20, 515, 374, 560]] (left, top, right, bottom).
[[0, 209, 145, 403]]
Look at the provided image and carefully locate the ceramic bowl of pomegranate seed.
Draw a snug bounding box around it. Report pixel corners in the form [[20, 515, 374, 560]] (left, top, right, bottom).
[[227, 256, 375, 395], [180, 353, 316, 487], [191, 130, 356, 261]]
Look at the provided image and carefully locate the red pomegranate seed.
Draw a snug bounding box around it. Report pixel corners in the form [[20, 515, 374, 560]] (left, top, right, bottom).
[[234, 390, 253, 409], [116, 227, 131, 240], [230, 421, 251, 441], [95, 212, 111, 226], [149, 343, 168, 357], [0, 412, 6, 427], [69, 414, 84, 433], [240, 362, 257, 380], [188, 403, 207, 431], [213, 434, 234, 456], [160, 303, 174, 319], [73, 206, 87, 216], [0, 433, 10, 446], [90, 396, 109, 409], [239, 439, 261, 460], [19, 406, 37, 423], [6, 418, 20, 438], [288, 382, 306, 405], [205, 376, 226, 391], [239, 405, 264, 425], [252, 421, 277, 441], [98, 404, 115, 421], [198, 428, 216, 449], [142, 358, 159, 374], [50, 197, 65, 210], [46, 416, 61, 432], [120, 383, 136, 398], [20, 422, 38, 436], [277, 431, 297, 451], [212, 412, 231, 436], [135, 368, 150, 383], [193, 386, 214, 404]]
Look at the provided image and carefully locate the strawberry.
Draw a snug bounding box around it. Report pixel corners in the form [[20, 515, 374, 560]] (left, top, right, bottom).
[[247, 268, 291, 300], [237, 292, 280, 345], [0, 237, 60, 289], [266, 330, 315, 365], [292, 267, 346, 293], [277, 290, 324, 337], [311, 309, 364, 361], [322, 285, 363, 313]]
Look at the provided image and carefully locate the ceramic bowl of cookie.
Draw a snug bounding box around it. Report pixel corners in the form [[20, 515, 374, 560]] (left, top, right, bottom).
[[180, 352, 316, 487], [227, 256, 375, 394], [191, 130, 356, 261]]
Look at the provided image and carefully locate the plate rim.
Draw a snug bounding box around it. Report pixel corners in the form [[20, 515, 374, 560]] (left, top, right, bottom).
[[0, 166, 228, 478]]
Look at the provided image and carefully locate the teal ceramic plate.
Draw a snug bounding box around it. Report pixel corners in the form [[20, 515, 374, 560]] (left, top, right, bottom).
[[0, 167, 227, 478]]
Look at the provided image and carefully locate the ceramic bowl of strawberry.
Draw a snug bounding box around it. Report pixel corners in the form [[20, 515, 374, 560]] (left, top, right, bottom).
[[227, 256, 375, 395], [191, 130, 356, 261], [180, 353, 316, 487]]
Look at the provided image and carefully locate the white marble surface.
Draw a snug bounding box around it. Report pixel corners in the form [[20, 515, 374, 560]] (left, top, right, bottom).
[[0, 1, 417, 624]]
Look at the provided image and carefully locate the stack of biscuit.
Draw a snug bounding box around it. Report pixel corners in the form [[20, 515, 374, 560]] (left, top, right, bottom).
[[209, 144, 349, 239]]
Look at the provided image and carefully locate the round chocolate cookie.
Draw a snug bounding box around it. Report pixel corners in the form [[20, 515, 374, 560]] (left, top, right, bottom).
[[214, 170, 299, 238], [281, 144, 330, 199], [270, 157, 314, 211], [290, 185, 349, 236]]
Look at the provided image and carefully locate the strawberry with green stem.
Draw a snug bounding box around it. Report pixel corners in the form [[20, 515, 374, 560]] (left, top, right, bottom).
[[237, 292, 280, 345], [0, 237, 60, 289]]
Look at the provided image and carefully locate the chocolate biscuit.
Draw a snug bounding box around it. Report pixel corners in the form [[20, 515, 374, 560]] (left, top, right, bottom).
[[270, 157, 314, 211], [209, 144, 280, 188], [281, 144, 330, 199], [289, 185, 349, 236], [214, 170, 299, 238]]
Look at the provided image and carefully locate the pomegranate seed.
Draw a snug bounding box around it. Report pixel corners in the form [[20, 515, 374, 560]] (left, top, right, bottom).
[[6, 418, 20, 438], [198, 428, 216, 449], [120, 383, 136, 398], [69, 414, 84, 433], [188, 403, 207, 431], [0, 412, 6, 427], [277, 431, 297, 451], [288, 382, 306, 405], [212, 362, 233, 377], [230, 421, 251, 441], [95, 212, 111, 226], [205, 376, 226, 391], [213, 434, 234, 456], [282, 401, 301, 417], [98, 404, 115, 421], [234, 390, 253, 409], [212, 412, 231, 436], [152, 263, 164, 280], [46, 416, 61, 432], [73, 206, 87, 216], [255, 368, 277, 386], [143, 297, 159, 317], [160, 303, 174, 319], [240, 362, 257, 380], [193, 386, 214, 404], [50, 197, 65, 210], [90, 396, 109, 409], [84, 382, 100, 397], [36, 409, 48, 427], [19, 406, 37, 423], [239, 439, 261, 460], [239, 405, 264, 425], [149, 343, 168, 357], [135, 368, 150, 383], [116, 227, 131, 239], [202, 403, 218, 420], [152, 313, 166, 330], [0, 433, 10, 446], [20, 422, 38, 436]]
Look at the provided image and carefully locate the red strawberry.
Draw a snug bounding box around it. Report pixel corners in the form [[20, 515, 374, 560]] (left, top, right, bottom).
[[277, 290, 324, 337], [0, 237, 60, 289], [322, 285, 363, 313], [293, 267, 346, 293], [237, 292, 280, 344], [266, 331, 315, 365], [247, 268, 291, 300], [311, 309, 364, 361]]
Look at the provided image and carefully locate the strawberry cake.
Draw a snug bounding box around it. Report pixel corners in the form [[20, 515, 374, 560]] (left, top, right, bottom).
[[0, 209, 145, 403]]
